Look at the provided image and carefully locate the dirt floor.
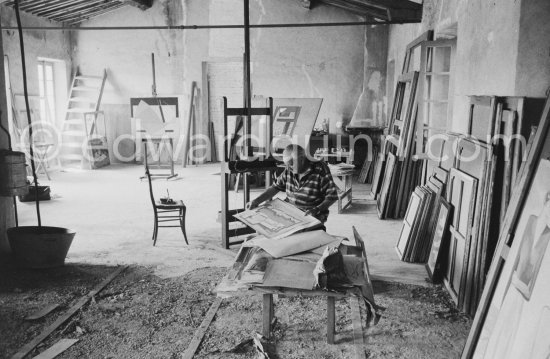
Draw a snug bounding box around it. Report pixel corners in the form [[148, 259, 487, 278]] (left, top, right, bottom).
[[0, 259, 472, 359]]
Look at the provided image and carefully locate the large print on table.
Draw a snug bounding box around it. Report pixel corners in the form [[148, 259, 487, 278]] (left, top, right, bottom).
[[234, 198, 321, 239], [473, 158, 550, 359]]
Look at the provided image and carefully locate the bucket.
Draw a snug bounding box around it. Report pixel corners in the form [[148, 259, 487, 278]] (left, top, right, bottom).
[[0, 150, 29, 196], [7, 226, 75, 268]]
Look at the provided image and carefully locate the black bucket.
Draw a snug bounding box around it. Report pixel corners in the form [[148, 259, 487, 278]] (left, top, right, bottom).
[[7, 226, 75, 268]]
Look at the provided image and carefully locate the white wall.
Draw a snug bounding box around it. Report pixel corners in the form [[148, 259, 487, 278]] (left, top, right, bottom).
[[387, 0, 550, 136], [183, 0, 366, 145], [73, 0, 185, 162]]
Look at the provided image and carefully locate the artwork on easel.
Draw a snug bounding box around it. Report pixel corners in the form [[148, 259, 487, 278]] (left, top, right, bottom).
[[273, 106, 301, 137], [130, 97, 179, 162], [271, 98, 323, 153], [233, 198, 321, 239]]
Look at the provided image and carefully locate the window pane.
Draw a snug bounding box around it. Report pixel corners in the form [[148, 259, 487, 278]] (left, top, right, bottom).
[[45, 64, 53, 81], [430, 102, 448, 129], [37, 63, 44, 81], [434, 46, 452, 72], [426, 47, 434, 73], [430, 74, 450, 100]]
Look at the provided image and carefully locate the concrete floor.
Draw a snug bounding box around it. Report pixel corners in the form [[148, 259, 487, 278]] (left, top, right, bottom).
[[12, 163, 427, 285]]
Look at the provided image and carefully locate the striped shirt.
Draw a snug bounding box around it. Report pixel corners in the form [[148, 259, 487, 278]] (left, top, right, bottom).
[[272, 160, 339, 223]]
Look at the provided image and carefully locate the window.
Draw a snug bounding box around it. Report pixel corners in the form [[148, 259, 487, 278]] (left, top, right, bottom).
[[37, 60, 56, 123], [416, 39, 457, 182]]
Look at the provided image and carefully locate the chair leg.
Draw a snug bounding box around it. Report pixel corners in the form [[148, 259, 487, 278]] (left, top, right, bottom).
[[180, 208, 189, 245], [153, 214, 159, 246]]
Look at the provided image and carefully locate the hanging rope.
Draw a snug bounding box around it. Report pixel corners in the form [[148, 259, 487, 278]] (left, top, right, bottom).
[[14, 0, 41, 227]]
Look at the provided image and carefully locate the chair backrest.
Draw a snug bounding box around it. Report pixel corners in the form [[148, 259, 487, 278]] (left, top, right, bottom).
[[145, 168, 156, 208]]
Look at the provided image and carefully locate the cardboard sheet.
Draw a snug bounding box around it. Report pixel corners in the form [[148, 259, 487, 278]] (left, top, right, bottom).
[[248, 230, 341, 258], [258, 259, 316, 290]]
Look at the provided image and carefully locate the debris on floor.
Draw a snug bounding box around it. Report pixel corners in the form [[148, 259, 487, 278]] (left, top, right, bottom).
[[0, 263, 471, 358]]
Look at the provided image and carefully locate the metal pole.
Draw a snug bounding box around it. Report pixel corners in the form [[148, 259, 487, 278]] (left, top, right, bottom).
[[243, 0, 251, 206], [14, 0, 41, 227], [0, 20, 393, 31]]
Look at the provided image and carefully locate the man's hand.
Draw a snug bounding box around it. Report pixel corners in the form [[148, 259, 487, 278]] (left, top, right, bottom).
[[246, 199, 259, 210], [304, 206, 320, 217]]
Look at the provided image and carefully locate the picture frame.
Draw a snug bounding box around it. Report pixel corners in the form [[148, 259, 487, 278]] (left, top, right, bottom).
[[396, 190, 423, 260], [377, 152, 397, 219], [370, 152, 385, 200], [444, 168, 478, 306], [469, 158, 550, 358], [462, 94, 550, 358], [426, 197, 452, 283]]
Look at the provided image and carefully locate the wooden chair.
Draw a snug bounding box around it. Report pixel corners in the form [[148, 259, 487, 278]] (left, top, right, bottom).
[[145, 168, 188, 246]]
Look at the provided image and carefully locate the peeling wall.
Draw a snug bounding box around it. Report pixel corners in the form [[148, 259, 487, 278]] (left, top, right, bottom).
[[387, 0, 550, 136], [1, 7, 73, 128], [515, 0, 550, 97], [73, 0, 185, 162], [0, 8, 73, 253], [184, 0, 366, 140]]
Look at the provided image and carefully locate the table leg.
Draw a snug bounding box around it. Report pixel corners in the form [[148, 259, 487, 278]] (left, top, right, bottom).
[[263, 294, 273, 338], [327, 296, 335, 344]]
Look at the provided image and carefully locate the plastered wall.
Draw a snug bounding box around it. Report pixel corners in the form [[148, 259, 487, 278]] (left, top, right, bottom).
[[183, 0, 366, 142], [0, 8, 74, 253], [387, 0, 550, 135], [73, 0, 185, 163]]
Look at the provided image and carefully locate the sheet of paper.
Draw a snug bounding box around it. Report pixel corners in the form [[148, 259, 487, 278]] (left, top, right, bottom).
[[133, 100, 166, 136], [309, 238, 345, 255], [251, 230, 340, 258], [258, 259, 316, 290]]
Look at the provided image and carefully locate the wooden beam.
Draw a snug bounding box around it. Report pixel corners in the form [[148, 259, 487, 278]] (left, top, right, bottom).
[[21, 0, 75, 13], [36, 0, 111, 17], [52, 2, 124, 23], [350, 296, 367, 359], [182, 298, 222, 359], [10, 266, 127, 359], [63, 4, 126, 25]]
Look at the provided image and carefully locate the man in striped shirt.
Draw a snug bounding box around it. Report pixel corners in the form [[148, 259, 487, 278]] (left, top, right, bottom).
[[246, 144, 339, 225]]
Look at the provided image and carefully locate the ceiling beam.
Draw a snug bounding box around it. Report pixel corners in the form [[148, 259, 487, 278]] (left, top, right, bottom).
[[37, 0, 112, 18], [58, 4, 125, 24], [52, 1, 123, 22]]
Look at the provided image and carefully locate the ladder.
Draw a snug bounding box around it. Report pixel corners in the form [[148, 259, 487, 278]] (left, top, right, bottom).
[[60, 69, 107, 168]]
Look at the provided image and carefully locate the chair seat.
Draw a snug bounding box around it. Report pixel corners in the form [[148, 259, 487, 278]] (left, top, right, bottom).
[[155, 200, 185, 209]]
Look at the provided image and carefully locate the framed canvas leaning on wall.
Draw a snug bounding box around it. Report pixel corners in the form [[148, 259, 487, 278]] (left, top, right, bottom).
[[462, 94, 550, 359]]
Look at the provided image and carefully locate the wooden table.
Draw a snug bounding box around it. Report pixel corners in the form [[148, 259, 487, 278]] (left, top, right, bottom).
[[332, 170, 354, 213], [255, 286, 357, 343], [215, 232, 376, 344]]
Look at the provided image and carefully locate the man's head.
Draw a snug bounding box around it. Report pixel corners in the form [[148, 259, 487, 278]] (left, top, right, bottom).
[[282, 144, 309, 173]]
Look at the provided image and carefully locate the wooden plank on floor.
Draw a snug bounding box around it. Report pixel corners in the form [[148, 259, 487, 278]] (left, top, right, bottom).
[[25, 304, 60, 321], [31, 339, 79, 359], [327, 296, 335, 344], [11, 266, 127, 359], [350, 296, 367, 359], [182, 297, 222, 359], [262, 294, 273, 339]]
